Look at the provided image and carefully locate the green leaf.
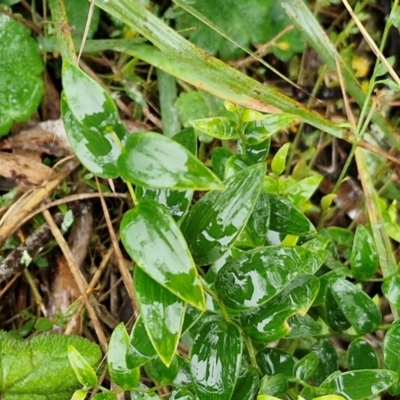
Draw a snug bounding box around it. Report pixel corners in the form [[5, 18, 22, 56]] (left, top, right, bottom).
[[243, 136, 271, 163], [245, 190, 270, 247], [347, 340, 378, 370], [240, 274, 320, 342], [215, 246, 311, 310], [231, 365, 259, 400], [108, 323, 140, 390], [71, 389, 87, 400], [320, 370, 397, 400], [325, 285, 351, 332], [211, 147, 233, 181], [144, 356, 179, 384], [330, 279, 381, 333], [243, 114, 296, 144], [134, 267, 186, 366], [128, 316, 156, 369], [286, 314, 320, 339], [61, 61, 128, 178], [181, 163, 265, 265], [120, 200, 205, 309], [190, 117, 238, 139], [382, 276, 400, 308], [168, 389, 196, 400], [350, 225, 378, 280], [384, 325, 400, 395], [271, 143, 290, 176], [118, 132, 223, 190], [267, 193, 315, 235], [190, 320, 242, 400], [136, 128, 196, 220], [312, 341, 338, 386], [65, 0, 100, 39], [293, 353, 318, 382], [0, 12, 44, 136], [257, 348, 297, 377], [68, 346, 98, 389], [175, 0, 305, 61], [259, 374, 288, 397], [284, 175, 323, 206], [225, 155, 255, 179], [0, 331, 101, 399]]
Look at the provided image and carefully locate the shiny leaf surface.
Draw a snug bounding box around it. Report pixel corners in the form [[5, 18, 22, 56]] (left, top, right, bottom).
[[231, 365, 259, 400], [286, 313, 321, 338], [312, 341, 338, 386], [121, 200, 205, 309], [62, 62, 127, 178], [259, 374, 288, 397], [350, 225, 378, 280], [190, 117, 238, 139], [67, 346, 97, 389], [267, 194, 315, 235], [347, 340, 378, 370], [144, 356, 179, 384], [320, 370, 396, 400], [211, 147, 233, 180], [271, 142, 290, 176], [240, 274, 320, 342], [257, 348, 297, 377], [108, 323, 140, 390], [330, 279, 381, 333], [245, 190, 270, 247], [382, 276, 400, 308], [243, 114, 296, 144], [118, 132, 223, 190], [215, 246, 311, 310], [61, 99, 122, 178], [181, 163, 265, 265], [383, 325, 400, 394], [190, 320, 242, 400], [134, 268, 186, 366], [128, 316, 156, 369], [325, 286, 351, 332], [294, 353, 318, 382], [243, 136, 271, 163]]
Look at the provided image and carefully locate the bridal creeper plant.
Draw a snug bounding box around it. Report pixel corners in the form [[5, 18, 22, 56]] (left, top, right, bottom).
[[2, 0, 400, 399]]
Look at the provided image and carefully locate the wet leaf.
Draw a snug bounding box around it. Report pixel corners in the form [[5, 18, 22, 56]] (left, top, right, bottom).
[[134, 268, 186, 366], [68, 346, 97, 389], [243, 114, 296, 144], [286, 313, 321, 338], [259, 374, 288, 397], [330, 279, 381, 333], [108, 323, 140, 390], [284, 175, 323, 206], [0, 12, 44, 136], [294, 353, 318, 382], [271, 142, 290, 176], [320, 370, 397, 400], [350, 225, 378, 280], [168, 389, 195, 400], [211, 147, 233, 180], [312, 341, 338, 386], [215, 246, 311, 310], [325, 286, 351, 332], [256, 348, 297, 377], [240, 274, 319, 342], [181, 163, 265, 265], [128, 316, 156, 368], [62, 61, 128, 178], [225, 154, 254, 178], [190, 117, 238, 139], [231, 365, 259, 400], [190, 320, 242, 400], [118, 132, 222, 190], [245, 190, 270, 247], [144, 356, 179, 384], [267, 193, 315, 235], [347, 340, 378, 370], [382, 275, 400, 308], [383, 325, 400, 395], [121, 200, 205, 309]]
